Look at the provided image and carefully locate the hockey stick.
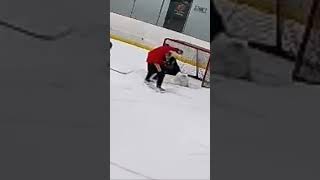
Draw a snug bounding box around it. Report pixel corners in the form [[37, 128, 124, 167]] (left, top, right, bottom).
[[110, 161, 157, 180], [110, 68, 133, 75], [0, 20, 73, 41]]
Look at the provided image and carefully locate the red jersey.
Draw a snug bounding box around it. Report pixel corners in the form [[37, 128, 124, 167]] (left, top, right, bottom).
[[146, 45, 179, 65]]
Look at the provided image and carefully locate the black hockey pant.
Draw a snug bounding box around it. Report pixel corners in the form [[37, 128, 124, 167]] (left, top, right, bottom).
[[152, 63, 180, 80], [145, 63, 165, 87]]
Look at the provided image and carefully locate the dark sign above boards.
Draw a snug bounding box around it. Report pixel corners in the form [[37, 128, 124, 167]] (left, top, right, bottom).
[[163, 0, 193, 33]]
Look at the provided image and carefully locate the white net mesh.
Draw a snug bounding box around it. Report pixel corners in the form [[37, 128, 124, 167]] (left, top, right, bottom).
[[163, 38, 210, 87]]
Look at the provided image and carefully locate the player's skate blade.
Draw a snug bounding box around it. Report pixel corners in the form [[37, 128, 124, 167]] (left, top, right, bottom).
[[156, 87, 166, 93]]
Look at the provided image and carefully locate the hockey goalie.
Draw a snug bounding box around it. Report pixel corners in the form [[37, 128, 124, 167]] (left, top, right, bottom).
[[153, 54, 189, 87], [166, 56, 189, 87]]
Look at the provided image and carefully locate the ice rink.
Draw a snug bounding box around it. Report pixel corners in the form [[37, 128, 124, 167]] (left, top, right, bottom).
[[110, 39, 210, 179]]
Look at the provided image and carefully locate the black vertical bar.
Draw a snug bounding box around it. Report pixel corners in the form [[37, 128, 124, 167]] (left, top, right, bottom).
[[156, 0, 166, 25], [196, 49, 199, 78], [276, 0, 282, 50], [130, 0, 137, 18], [293, 0, 319, 74]]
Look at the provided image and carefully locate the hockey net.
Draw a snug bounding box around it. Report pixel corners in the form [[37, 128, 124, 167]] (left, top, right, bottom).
[[163, 38, 211, 88], [215, 0, 320, 80]]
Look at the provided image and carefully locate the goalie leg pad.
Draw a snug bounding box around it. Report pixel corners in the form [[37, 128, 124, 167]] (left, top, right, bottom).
[[172, 72, 189, 87]]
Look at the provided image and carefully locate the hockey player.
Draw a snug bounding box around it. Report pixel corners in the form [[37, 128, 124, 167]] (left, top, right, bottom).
[[164, 56, 181, 76], [151, 55, 189, 87], [152, 55, 181, 81], [145, 44, 183, 91]]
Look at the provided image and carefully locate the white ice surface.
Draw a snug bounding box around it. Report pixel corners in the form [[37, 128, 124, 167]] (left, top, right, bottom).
[[110, 39, 210, 180]]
